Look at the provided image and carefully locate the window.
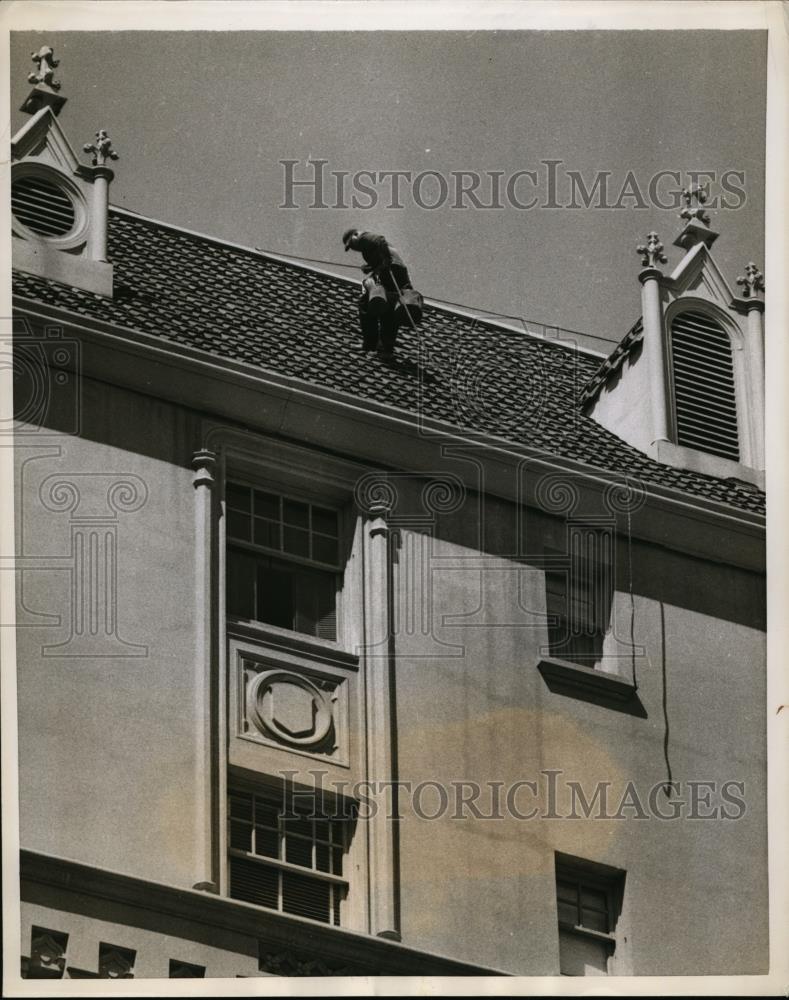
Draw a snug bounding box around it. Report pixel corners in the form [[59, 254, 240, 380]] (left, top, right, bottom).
[[226, 482, 341, 641], [670, 310, 739, 462], [556, 856, 624, 976], [545, 531, 612, 667], [228, 785, 351, 926]]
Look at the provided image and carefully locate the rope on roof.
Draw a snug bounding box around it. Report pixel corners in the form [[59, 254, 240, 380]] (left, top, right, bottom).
[[253, 245, 605, 342]]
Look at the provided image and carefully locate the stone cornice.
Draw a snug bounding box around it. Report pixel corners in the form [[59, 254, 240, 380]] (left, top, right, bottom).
[[19, 849, 504, 976]]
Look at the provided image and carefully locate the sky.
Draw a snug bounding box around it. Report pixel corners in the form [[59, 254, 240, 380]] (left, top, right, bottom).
[[10, 29, 767, 348]]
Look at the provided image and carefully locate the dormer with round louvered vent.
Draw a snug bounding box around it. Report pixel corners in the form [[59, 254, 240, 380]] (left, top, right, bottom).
[[11, 92, 117, 297]]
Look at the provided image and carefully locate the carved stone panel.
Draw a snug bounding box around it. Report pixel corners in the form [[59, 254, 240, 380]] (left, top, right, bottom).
[[237, 651, 350, 767]]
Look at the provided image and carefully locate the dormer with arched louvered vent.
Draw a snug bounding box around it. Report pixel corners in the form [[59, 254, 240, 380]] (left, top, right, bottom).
[[582, 189, 765, 489]]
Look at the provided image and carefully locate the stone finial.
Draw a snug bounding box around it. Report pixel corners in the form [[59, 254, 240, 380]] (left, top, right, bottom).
[[83, 130, 119, 167], [736, 262, 765, 300], [673, 183, 719, 250], [20, 44, 67, 115], [679, 184, 711, 226], [28, 46, 61, 91], [636, 231, 668, 270]]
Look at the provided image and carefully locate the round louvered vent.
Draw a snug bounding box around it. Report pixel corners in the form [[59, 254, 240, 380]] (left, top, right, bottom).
[[11, 175, 76, 237]]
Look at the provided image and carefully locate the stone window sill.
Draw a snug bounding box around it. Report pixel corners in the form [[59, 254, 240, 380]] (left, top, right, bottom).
[[537, 657, 646, 717], [227, 618, 359, 671]]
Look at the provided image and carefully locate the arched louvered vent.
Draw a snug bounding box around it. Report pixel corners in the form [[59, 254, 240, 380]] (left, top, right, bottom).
[[11, 176, 75, 237], [670, 311, 739, 461]]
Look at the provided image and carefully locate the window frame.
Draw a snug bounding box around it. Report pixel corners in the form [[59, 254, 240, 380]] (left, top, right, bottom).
[[225, 477, 346, 646], [555, 854, 625, 976], [543, 533, 613, 669], [212, 434, 373, 926], [227, 780, 354, 928]]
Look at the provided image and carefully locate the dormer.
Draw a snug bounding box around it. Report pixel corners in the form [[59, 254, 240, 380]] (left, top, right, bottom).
[[11, 46, 118, 298], [583, 187, 765, 489]]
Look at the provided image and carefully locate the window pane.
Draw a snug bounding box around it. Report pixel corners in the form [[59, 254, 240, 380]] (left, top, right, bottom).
[[253, 826, 279, 859], [294, 568, 337, 639], [559, 929, 610, 976], [557, 880, 578, 904], [229, 819, 251, 851], [227, 549, 256, 619], [283, 525, 310, 557], [254, 517, 280, 549], [230, 857, 278, 910], [254, 490, 279, 520], [254, 802, 280, 830], [312, 534, 339, 565], [282, 871, 331, 924], [580, 907, 608, 933], [227, 509, 251, 542], [315, 841, 330, 873], [558, 900, 578, 926], [286, 834, 313, 869], [284, 814, 312, 838], [312, 507, 338, 537], [230, 791, 253, 820], [283, 498, 309, 528], [226, 483, 251, 513], [257, 562, 294, 630], [331, 846, 344, 877], [581, 886, 609, 911]]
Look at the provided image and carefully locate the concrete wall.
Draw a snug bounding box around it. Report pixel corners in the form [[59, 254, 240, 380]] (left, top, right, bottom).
[[389, 488, 766, 975], [15, 377, 205, 889], [589, 342, 657, 456], [15, 374, 767, 976]]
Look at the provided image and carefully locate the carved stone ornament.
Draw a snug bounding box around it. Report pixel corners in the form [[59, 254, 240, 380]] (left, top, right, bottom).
[[83, 130, 120, 167], [679, 184, 711, 226], [28, 46, 61, 91], [636, 231, 668, 269], [246, 668, 336, 750], [736, 261, 765, 300]]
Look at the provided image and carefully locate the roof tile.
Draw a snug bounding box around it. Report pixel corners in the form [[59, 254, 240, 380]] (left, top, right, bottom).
[[11, 210, 765, 516]]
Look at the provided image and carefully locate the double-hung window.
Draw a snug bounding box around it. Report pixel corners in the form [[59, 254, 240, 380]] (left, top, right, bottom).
[[226, 482, 341, 642], [556, 855, 624, 975], [228, 785, 351, 926], [545, 531, 612, 667]]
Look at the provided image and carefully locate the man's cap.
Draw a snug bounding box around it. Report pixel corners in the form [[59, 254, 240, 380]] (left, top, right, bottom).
[[342, 227, 358, 251]]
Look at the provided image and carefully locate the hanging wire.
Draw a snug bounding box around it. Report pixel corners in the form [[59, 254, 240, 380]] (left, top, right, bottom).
[[253, 245, 597, 336], [626, 495, 638, 691]]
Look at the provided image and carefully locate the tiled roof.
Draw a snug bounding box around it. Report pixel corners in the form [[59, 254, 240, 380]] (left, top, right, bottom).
[[580, 317, 643, 406], [12, 209, 765, 515]]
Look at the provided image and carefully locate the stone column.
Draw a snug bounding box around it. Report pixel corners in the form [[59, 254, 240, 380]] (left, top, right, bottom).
[[745, 302, 765, 468], [733, 262, 766, 469], [192, 449, 217, 891], [90, 166, 114, 262], [362, 499, 400, 940], [636, 232, 670, 449], [83, 130, 118, 263]]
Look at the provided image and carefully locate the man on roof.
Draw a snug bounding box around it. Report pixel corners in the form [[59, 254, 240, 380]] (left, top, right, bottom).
[[342, 228, 418, 359]]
